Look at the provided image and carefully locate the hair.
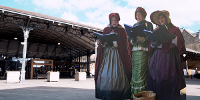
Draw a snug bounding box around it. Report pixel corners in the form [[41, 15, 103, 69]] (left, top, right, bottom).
[[109, 13, 120, 23], [158, 13, 174, 28], [135, 7, 147, 20], [136, 11, 145, 20], [110, 15, 117, 20], [158, 13, 167, 22]]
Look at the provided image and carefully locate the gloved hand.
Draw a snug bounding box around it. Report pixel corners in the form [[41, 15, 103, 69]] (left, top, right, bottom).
[[130, 39, 136, 45], [151, 41, 161, 47], [136, 36, 145, 42], [101, 41, 107, 47], [165, 33, 176, 39], [129, 38, 137, 44]]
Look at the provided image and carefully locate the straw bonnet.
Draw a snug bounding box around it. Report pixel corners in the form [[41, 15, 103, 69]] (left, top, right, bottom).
[[150, 10, 171, 25], [135, 7, 147, 20]]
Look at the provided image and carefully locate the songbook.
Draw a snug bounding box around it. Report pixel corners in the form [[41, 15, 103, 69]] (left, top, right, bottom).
[[124, 24, 135, 41], [144, 25, 169, 44], [93, 32, 119, 43], [124, 23, 147, 41]]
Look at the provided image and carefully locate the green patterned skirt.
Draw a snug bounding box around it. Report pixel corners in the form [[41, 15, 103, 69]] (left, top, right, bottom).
[[131, 50, 148, 97]]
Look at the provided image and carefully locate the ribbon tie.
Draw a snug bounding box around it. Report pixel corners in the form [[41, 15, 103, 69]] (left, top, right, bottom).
[[110, 26, 118, 33]]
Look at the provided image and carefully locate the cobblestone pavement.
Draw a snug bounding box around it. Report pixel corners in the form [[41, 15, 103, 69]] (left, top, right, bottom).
[[0, 78, 199, 100]]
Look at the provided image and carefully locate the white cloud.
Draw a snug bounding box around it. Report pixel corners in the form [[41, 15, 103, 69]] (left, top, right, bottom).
[[32, 0, 64, 10], [61, 11, 79, 22], [84, 1, 137, 29], [85, 10, 109, 23], [63, 0, 108, 11], [123, 0, 200, 27], [31, 0, 200, 31], [79, 21, 106, 29]]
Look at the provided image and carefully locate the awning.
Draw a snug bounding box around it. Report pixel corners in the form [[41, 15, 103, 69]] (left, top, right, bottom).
[[0, 5, 102, 60]]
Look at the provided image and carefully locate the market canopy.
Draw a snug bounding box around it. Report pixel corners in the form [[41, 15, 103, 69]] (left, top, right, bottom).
[[0, 5, 102, 60]]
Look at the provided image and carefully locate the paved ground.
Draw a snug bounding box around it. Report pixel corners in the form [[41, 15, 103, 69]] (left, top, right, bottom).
[[0, 78, 97, 100], [185, 78, 200, 100], [0, 77, 199, 100]]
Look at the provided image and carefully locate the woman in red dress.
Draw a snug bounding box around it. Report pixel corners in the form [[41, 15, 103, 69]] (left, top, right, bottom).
[[147, 10, 186, 100], [95, 13, 132, 100]]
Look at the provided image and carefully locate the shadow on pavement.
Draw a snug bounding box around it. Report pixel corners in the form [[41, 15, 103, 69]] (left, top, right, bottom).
[[187, 95, 200, 100], [0, 86, 98, 100]]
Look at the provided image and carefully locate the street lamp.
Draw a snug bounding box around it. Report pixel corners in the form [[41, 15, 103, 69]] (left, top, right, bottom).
[[183, 54, 189, 78]]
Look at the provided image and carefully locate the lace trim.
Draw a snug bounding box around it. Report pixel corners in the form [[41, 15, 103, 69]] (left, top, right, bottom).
[[131, 84, 147, 89], [132, 47, 148, 51]]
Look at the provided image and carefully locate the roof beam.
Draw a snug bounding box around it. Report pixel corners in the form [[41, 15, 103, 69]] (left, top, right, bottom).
[[66, 32, 93, 50], [15, 41, 21, 57], [51, 45, 57, 57], [61, 46, 78, 57], [25, 16, 31, 27], [42, 44, 49, 57], [68, 32, 94, 48], [33, 43, 40, 58], [47, 23, 52, 29], [26, 42, 32, 57], [5, 40, 10, 56], [54, 26, 71, 39], [66, 25, 72, 33], [1, 10, 4, 22], [0, 8, 102, 31], [59, 47, 64, 54]]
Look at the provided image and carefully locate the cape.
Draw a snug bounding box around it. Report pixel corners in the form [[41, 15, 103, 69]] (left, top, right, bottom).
[[95, 24, 132, 84]]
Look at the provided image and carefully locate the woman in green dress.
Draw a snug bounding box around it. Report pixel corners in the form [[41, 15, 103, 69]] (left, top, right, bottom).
[[130, 7, 153, 97]]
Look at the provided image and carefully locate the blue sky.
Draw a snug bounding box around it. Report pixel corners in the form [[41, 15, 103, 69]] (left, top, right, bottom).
[[1, 0, 200, 33]]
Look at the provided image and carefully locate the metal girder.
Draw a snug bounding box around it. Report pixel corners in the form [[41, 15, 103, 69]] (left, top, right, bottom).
[[81, 28, 88, 35], [61, 46, 78, 57], [0, 21, 5, 34], [33, 43, 41, 58], [58, 34, 89, 54], [0, 10, 97, 60], [4, 16, 25, 26], [42, 44, 49, 57], [67, 28, 94, 48], [15, 41, 21, 57], [86, 49, 90, 76], [3, 16, 94, 51], [5, 40, 10, 56], [47, 23, 52, 29], [25, 16, 31, 27], [66, 25, 72, 33], [59, 48, 64, 54], [49, 25, 65, 33], [20, 26, 33, 34], [51, 45, 57, 57], [54, 26, 70, 40], [1, 10, 4, 22], [26, 42, 32, 57], [70, 33, 95, 48], [66, 32, 93, 50]]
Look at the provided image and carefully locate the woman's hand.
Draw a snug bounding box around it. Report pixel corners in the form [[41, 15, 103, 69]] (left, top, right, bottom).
[[136, 36, 145, 42], [130, 39, 134, 45], [151, 41, 161, 47], [165, 33, 176, 39]]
